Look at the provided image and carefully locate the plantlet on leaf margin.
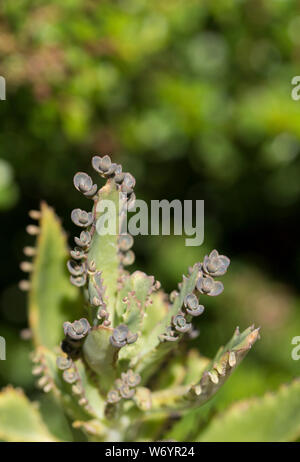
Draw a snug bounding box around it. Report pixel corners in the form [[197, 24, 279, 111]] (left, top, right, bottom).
[[15, 155, 261, 442]]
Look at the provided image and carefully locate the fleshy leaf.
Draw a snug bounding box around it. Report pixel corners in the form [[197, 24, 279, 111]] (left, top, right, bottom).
[[149, 326, 260, 413], [116, 271, 155, 333], [33, 346, 105, 421], [28, 202, 83, 349], [133, 266, 200, 381], [198, 379, 300, 442], [82, 326, 118, 394], [0, 387, 59, 442], [87, 181, 121, 323], [141, 291, 169, 337], [153, 349, 210, 391], [38, 394, 77, 442]]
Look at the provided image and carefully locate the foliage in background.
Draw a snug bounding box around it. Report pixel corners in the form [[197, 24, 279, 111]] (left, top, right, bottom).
[[0, 159, 18, 210], [0, 0, 300, 441], [2, 1, 300, 212]]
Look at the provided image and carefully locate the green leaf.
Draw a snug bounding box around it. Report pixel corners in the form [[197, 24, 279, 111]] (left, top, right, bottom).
[[141, 291, 169, 337], [72, 419, 108, 441], [75, 358, 106, 418], [28, 202, 83, 349], [35, 346, 105, 421], [198, 379, 300, 442], [153, 349, 209, 390], [133, 266, 200, 381], [165, 269, 199, 325], [185, 326, 260, 408], [116, 288, 168, 362], [164, 407, 207, 442], [116, 271, 154, 332], [83, 326, 118, 394], [38, 394, 76, 442], [87, 181, 120, 323], [0, 387, 59, 442], [148, 325, 260, 413]]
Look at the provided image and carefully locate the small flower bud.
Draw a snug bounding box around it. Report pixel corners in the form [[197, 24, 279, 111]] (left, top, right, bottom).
[[107, 390, 121, 404], [63, 318, 91, 341], [73, 172, 97, 198], [23, 246, 36, 257], [26, 225, 40, 235], [56, 355, 73, 371], [71, 209, 93, 228]]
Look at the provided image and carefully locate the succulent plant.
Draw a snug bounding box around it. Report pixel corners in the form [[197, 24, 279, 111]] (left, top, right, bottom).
[[2, 155, 299, 442]]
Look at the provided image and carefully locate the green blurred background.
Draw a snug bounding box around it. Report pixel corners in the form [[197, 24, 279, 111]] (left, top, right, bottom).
[[0, 0, 300, 422]]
